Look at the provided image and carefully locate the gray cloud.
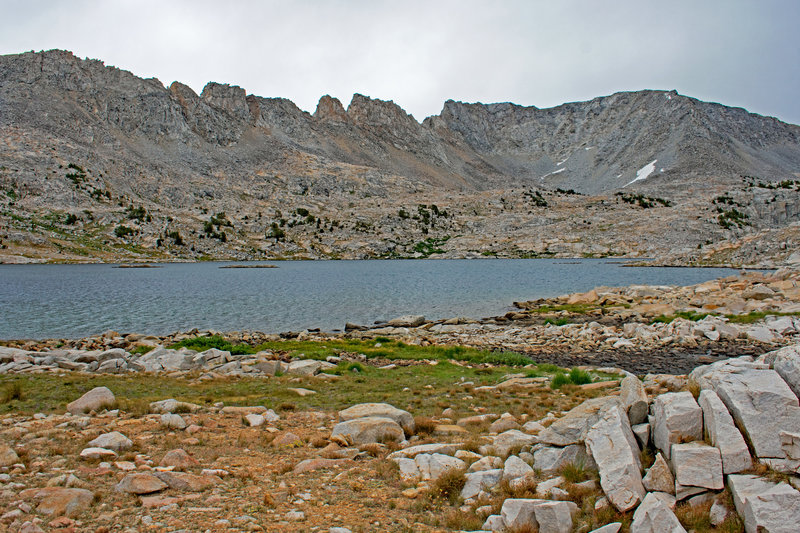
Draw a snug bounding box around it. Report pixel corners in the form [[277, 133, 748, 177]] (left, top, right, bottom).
[[1, 0, 798, 124]]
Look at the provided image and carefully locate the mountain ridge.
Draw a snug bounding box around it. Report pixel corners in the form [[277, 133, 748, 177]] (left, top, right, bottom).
[[1, 49, 799, 264]]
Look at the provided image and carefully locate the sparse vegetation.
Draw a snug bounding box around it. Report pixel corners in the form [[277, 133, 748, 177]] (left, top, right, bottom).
[[615, 192, 672, 208]]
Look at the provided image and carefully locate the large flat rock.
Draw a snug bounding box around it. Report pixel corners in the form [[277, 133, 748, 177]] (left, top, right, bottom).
[[651, 391, 702, 460], [538, 396, 620, 446], [728, 474, 800, 533], [697, 389, 752, 473], [338, 403, 414, 435], [585, 405, 645, 512], [630, 492, 687, 533], [331, 416, 405, 445], [701, 363, 800, 459]]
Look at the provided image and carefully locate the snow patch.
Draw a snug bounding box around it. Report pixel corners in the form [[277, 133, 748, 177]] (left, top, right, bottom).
[[539, 168, 566, 180], [624, 160, 657, 187], [584, 146, 594, 150]]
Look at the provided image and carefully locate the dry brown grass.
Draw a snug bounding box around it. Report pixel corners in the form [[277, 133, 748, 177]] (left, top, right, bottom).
[[413, 416, 437, 436]]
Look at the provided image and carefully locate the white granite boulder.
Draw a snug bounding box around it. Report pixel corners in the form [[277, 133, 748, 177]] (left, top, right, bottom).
[[338, 403, 414, 435], [330, 416, 405, 445], [620, 375, 649, 425], [697, 389, 752, 473], [773, 344, 800, 397], [414, 453, 465, 481], [651, 391, 702, 459], [87, 431, 132, 452], [503, 455, 534, 480], [671, 442, 723, 500], [66, 387, 115, 414], [461, 469, 503, 500], [538, 396, 620, 446], [641, 453, 674, 494], [728, 474, 800, 533], [630, 492, 687, 533], [533, 444, 594, 474], [585, 405, 645, 512], [701, 363, 800, 459]]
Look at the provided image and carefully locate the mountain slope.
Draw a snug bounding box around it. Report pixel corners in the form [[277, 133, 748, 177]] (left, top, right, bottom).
[[1, 49, 798, 265]]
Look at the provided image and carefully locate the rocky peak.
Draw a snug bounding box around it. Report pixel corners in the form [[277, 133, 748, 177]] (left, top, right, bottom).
[[200, 82, 250, 121], [314, 95, 349, 123], [346, 94, 420, 131]]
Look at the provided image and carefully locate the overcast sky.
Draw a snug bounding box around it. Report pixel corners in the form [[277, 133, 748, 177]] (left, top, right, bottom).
[[1, 0, 799, 124]]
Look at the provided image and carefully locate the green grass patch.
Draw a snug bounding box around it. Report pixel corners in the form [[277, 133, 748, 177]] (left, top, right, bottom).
[[529, 303, 597, 314], [652, 310, 800, 325], [169, 335, 256, 355], [551, 367, 593, 389], [253, 338, 534, 366], [725, 311, 800, 324], [651, 310, 712, 324], [129, 345, 155, 355]]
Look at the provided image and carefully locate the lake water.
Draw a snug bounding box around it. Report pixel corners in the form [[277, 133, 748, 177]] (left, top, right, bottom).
[[0, 259, 740, 340]]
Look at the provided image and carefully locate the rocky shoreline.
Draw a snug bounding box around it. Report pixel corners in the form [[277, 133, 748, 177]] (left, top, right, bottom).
[[1, 268, 800, 532], [2, 267, 797, 376]]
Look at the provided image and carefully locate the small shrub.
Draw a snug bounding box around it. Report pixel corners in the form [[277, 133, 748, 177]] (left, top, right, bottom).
[[413, 416, 437, 436], [425, 468, 467, 505], [551, 372, 570, 389], [114, 225, 134, 238], [559, 460, 590, 483], [568, 368, 592, 385]]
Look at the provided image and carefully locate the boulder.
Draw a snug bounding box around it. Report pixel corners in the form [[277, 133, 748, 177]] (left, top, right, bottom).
[[79, 447, 117, 460], [701, 363, 800, 459], [286, 359, 335, 376], [159, 448, 199, 470], [66, 387, 115, 414], [585, 405, 645, 512], [632, 423, 650, 449], [488, 429, 538, 457], [386, 442, 461, 460], [728, 474, 800, 533], [387, 315, 426, 327], [538, 396, 620, 446], [620, 375, 649, 425], [641, 453, 674, 494], [160, 413, 187, 430], [671, 442, 723, 500], [533, 444, 593, 474], [338, 403, 414, 435], [589, 524, 622, 533], [468, 455, 503, 473], [500, 498, 576, 533], [149, 399, 202, 413], [115, 473, 167, 494], [503, 455, 534, 480], [0, 444, 20, 466], [630, 492, 687, 533], [87, 431, 132, 452], [330, 416, 404, 445], [154, 471, 221, 491], [393, 457, 421, 483], [651, 391, 702, 459], [773, 344, 800, 397], [461, 469, 503, 500], [414, 453, 465, 481], [697, 389, 752, 473], [18, 487, 94, 517]]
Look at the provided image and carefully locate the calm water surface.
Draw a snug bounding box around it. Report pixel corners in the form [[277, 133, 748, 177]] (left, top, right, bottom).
[[0, 259, 739, 339]]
